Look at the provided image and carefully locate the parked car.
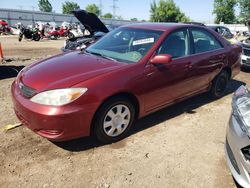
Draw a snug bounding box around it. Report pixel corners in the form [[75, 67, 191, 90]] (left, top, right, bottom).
[[62, 10, 110, 52], [225, 85, 250, 188], [207, 24, 250, 69], [207, 25, 234, 39], [12, 23, 242, 143], [240, 41, 250, 69]]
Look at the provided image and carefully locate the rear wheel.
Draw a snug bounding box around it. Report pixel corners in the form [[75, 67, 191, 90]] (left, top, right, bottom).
[[93, 97, 135, 144], [210, 70, 229, 98]]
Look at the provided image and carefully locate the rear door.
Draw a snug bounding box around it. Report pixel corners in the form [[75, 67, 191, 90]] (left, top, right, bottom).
[[186, 27, 227, 92]]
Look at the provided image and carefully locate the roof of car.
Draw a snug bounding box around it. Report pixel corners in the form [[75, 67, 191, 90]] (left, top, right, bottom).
[[123, 22, 199, 31], [206, 25, 228, 28]]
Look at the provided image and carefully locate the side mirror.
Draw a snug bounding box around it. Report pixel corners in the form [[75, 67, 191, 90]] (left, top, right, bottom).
[[150, 54, 172, 65]]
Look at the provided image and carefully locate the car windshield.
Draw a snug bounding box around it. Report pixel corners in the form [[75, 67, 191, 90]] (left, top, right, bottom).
[[86, 27, 163, 64]]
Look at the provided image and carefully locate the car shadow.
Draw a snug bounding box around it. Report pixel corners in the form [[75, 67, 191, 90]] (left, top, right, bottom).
[[0, 65, 25, 80], [241, 67, 250, 73], [54, 79, 245, 152]]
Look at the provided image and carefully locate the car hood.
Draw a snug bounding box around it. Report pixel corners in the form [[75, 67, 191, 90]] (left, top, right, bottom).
[[20, 51, 125, 92], [72, 9, 109, 35]]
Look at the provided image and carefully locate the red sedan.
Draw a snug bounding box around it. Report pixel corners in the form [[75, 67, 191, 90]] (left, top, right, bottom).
[[12, 23, 242, 143]]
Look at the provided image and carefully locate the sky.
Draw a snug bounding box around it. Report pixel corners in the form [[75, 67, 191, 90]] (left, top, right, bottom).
[[0, 0, 215, 22]]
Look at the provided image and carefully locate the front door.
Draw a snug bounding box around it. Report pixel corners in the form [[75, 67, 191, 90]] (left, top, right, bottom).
[[142, 28, 195, 112]]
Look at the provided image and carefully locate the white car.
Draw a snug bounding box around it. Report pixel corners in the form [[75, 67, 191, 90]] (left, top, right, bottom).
[[225, 86, 250, 188], [241, 42, 250, 69]]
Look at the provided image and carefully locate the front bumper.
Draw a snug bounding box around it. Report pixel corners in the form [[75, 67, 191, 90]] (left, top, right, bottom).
[[11, 82, 96, 141], [241, 54, 250, 68], [225, 114, 250, 188]]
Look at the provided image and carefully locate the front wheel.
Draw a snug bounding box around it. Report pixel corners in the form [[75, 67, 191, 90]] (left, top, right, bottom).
[[67, 32, 75, 39], [33, 33, 41, 41], [93, 97, 135, 144], [210, 70, 229, 98]]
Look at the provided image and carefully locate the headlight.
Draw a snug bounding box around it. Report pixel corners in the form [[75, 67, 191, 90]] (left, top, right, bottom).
[[30, 88, 87, 106], [233, 85, 250, 134]]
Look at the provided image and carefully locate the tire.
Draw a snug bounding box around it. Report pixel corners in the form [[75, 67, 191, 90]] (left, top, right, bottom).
[[68, 32, 75, 39], [18, 34, 23, 42], [93, 97, 135, 144], [54, 35, 59, 40], [210, 70, 229, 98], [33, 34, 41, 41]]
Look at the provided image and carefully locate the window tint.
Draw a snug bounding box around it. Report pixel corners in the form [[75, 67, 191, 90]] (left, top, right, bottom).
[[157, 29, 189, 59], [191, 29, 223, 54]]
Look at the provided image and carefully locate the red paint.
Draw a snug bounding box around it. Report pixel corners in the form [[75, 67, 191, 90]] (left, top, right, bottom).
[[150, 54, 172, 65], [0, 42, 3, 59], [11, 23, 242, 141]]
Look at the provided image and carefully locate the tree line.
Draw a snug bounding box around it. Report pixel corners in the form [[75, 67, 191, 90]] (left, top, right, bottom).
[[38, 0, 249, 23], [213, 0, 249, 24], [150, 0, 249, 24], [38, 0, 130, 20]]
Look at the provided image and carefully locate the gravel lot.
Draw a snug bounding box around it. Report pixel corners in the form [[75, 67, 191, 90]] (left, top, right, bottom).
[[0, 36, 249, 188]]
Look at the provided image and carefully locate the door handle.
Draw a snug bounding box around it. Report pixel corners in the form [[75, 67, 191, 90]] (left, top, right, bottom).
[[185, 62, 193, 69]]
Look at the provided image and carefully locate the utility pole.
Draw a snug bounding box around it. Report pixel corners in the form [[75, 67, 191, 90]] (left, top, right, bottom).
[[30, 6, 35, 11], [18, 5, 23, 10], [99, 0, 103, 17], [30, 6, 35, 26], [112, 0, 119, 19]]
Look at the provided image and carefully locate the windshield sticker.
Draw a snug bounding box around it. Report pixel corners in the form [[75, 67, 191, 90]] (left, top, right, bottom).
[[132, 38, 154, 46]]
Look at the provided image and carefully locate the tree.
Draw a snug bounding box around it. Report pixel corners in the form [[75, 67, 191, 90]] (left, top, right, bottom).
[[38, 0, 52, 12], [238, 0, 250, 23], [213, 0, 237, 24], [130, 18, 138, 21], [62, 1, 80, 14], [86, 4, 101, 16], [150, 0, 190, 22], [103, 13, 113, 19]]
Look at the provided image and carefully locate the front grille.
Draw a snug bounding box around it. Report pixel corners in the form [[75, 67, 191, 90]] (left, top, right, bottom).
[[243, 48, 250, 56], [226, 138, 241, 174], [19, 82, 36, 98]]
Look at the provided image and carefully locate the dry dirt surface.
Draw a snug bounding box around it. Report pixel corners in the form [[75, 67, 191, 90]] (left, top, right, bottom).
[[0, 36, 250, 188]]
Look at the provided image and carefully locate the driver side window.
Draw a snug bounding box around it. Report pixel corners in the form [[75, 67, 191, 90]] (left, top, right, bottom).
[[157, 29, 189, 59]]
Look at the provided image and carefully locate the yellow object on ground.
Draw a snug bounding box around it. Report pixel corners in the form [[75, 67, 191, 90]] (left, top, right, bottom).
[[2, 123, 22, 132]]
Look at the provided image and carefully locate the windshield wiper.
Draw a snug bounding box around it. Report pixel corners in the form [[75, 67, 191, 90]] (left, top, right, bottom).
[[85, 50, 118, 62]]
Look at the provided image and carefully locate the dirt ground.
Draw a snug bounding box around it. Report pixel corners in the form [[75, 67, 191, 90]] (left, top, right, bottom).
[[0, 36, 250, 188]]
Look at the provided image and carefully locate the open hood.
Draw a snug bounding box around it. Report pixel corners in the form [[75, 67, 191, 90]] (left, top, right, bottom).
[[72, 9, 109, 34]]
